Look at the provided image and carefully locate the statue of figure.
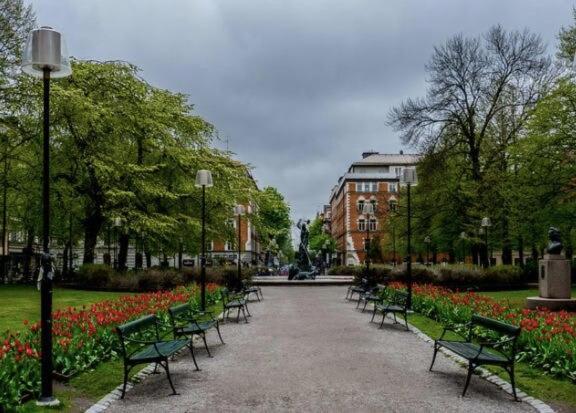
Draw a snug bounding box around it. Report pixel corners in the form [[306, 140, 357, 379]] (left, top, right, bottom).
[[546, 227, 563, 255], [297, 219, 310, 248]]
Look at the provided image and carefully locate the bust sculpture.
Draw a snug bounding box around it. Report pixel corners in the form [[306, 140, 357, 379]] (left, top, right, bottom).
[[546, 227, 563, 255]]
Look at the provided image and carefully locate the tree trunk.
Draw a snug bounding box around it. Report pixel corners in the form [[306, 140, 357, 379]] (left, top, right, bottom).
[[22, 228, 34, 282], [145, 250, 151, 268], [118, 232, 129, 271], [83, 207, 103, 264]]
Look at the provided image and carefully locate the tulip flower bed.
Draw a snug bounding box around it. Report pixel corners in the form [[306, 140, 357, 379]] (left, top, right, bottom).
[[0, 283, 221, 410], [385, 282, 576, 382]]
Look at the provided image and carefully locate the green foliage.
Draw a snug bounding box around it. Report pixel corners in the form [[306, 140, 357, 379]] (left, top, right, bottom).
[[307, 216, 335, 254], [252, 186, 293, 260]]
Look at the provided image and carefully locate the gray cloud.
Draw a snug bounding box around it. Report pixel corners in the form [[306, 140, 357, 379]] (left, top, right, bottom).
[[30, 0, 572, 234]]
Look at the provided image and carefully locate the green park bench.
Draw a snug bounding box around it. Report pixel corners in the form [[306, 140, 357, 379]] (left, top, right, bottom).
[[429, 314, 521, 400], [242, 279, 263, 301], [221, 287, 250, 323], [346, 277, 369, 301], [168, 303, 225, 358], [116, 314, 194, 398], [356, 285, 385, 312], [370, 290, 410, 331]]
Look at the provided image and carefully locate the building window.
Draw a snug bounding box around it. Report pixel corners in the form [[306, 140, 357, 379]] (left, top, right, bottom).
[[358, 219, 366, 231], [394, 167, 402, 177], [356, 182, 378, 192], [370, 199, 377, 212], [207, 241, 213, 251], [388, 200, 398, 212], [357, 199, 365, 213], [369, 218, 377, 231], [225, 241, 233, 251], [389, 183, 397, 193]]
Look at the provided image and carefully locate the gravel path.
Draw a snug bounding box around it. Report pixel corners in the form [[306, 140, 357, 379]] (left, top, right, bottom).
[[106, 286, 535, 413]]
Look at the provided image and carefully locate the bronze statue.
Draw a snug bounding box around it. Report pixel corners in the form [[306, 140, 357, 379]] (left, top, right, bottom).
[[546, 227, 563, 255]]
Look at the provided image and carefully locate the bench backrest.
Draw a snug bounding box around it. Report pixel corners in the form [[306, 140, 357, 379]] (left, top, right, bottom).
[[116, 314, 160, 359], [117, 314, 157, 337], [392, 291, 409, 307], [168, 303, 194, 327], [471, 315, 520, 337]]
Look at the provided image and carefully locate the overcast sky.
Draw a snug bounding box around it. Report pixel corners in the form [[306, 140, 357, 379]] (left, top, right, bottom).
[[29, 0, 573, 233]]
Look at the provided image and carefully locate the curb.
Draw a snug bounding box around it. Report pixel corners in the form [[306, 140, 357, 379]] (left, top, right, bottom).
[[84, 312, 225, 413], [383, 313, 556, 413]]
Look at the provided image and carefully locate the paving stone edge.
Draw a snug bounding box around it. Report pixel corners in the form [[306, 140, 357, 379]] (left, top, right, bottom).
[[83, 312, 225, 413], [384, 313, 556, 413]]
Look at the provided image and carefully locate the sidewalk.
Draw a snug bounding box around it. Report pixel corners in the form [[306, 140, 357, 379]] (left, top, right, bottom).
[[106, 286, 535, 412]]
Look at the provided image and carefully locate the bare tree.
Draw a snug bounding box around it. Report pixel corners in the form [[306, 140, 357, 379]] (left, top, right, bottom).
[[388, 25, 556, 182]]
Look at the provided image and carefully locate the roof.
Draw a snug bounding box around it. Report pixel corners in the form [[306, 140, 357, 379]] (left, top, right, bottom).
[[352, 153, 420, 166]]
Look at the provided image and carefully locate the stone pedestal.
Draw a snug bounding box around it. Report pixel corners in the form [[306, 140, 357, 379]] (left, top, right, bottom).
[[526, 254, 576, 310]]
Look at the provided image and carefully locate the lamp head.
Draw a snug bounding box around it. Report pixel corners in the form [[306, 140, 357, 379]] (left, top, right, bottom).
[[233, 204, 245, 216], [481, 217, 491, 228], [195, 170, 213, 188], [22, 27, 72, 78], [400, 168, 417, 184], [424, 236, 431, 244]]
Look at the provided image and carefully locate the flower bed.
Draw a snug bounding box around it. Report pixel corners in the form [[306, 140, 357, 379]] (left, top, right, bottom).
[[0, 283, 221, 410], [385, 283, 576, 382]]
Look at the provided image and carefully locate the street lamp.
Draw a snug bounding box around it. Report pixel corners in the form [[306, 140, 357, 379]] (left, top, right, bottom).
[[361, 201, 375, 280], [233, 204, 245, 290], [481, 217, 492, 268], [424, 236, 431, 266], [195, 170, 213, 310], [459, 231, 467, 264], [21, 26, 72, 407], [400, 168, 417, 308], [113, 217, 121, 270], [323, 239, 330, 273]]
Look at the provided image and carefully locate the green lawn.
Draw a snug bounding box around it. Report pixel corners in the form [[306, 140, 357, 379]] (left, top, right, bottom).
[[478, 287, 576, 309], [0, 285, 126, 333], [406, 313, 576, 411]]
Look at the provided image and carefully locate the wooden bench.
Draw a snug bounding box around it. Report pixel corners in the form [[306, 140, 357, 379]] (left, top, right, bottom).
[[116, 314, 193, 398], [429, 314, 521, 400], [168, 303, 225, 358], [370, 290, 409, 331], [221, 287, 250, 323], [346, 277, 368, 301]]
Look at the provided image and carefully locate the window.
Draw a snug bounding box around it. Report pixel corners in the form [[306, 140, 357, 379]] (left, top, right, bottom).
[[369, 219, 377, 231], [370, 199, 377, 212], [355, 182, 378, 192], [388, 200, 398, 212], [358, 219, 366, 231], [394, 167, 402, 177], [224, 241, 233, 251], [357, 199, 365, 213], [389, 183, 397, 193], [207, 241, 213, 251]]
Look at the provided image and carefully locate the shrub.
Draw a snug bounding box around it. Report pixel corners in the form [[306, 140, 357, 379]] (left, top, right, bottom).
[[77, 264, 113, 288]]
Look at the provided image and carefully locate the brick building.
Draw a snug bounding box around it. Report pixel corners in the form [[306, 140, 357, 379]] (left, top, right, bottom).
[[326, 151, 419, 266]]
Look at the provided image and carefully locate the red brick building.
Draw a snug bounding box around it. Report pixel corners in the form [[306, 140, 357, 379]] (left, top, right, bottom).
[[326, 151, 419, 266]]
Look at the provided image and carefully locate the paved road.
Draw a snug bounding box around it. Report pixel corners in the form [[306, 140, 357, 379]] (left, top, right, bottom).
[[107, 286, 534, 413]]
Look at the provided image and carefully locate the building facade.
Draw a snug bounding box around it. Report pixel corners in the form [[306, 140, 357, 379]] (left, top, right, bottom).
[[326, 151, 420, 266]]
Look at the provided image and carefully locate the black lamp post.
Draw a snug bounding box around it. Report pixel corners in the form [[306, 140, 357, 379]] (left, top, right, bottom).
[[401, 168, 417, 308], [481, 217, 491, 268], [361, 202, 374, 280], [22, 26, 72, 407], [459, 231, 467, 264], [113, 217, 121, 270], [233, 204, 245, 290], [195, 170, 213, 310]]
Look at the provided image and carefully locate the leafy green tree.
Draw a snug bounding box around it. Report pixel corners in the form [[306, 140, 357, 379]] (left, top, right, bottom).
[[252, 186, 292, 260]]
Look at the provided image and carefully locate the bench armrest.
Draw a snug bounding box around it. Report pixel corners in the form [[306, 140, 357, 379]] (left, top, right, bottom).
[[123, 337, 158, 345]]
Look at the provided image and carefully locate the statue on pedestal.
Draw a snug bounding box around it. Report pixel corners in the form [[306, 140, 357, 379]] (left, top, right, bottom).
[[289, 219, 316, 280], [546, 227, 563, 255]]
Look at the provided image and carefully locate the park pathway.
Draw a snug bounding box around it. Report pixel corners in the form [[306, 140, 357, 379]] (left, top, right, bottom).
[[106, 286, 535, 413]]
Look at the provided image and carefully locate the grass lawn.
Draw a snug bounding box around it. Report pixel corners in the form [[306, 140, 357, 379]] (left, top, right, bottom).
[[0, 285, 126, 333], [406, 313, 576, 412], [478, 287, 576, 309]]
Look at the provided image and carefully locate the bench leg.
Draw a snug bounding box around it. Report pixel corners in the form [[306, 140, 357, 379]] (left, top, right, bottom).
[[379, 312, 386, 328], [242, 306, 249, 323], [202, 333, 212, 358], [370, 307, 377, 322], [236, 307, 241, 323], [121, 365, 129, 399], [462, 362, 475, 397], [403, 312, 409, 331], [362, 300, 368, 312], [429, 344, 439, 371], [356, 297, 362, 308], [507, 365, 519, 401], [161, 360, 178, 395], [245, 302, 252, 317], [216, 323, 225, 345], [188, 342, 200, 371]]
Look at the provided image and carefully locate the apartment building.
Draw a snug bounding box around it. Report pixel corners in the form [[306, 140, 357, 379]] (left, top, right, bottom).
[[326, 151, 419, 266]]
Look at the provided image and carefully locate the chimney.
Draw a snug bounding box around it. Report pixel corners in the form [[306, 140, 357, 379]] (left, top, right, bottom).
[[362, 150, 379, 159], [399, 150, 404, 155]]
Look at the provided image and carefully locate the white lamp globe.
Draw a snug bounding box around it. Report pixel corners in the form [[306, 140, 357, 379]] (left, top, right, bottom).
[[22, 27, 72, 78], [195, 170, 213, 188]]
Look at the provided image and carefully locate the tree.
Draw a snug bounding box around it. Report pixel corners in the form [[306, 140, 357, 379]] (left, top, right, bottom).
[[252, 186, 292, 259]]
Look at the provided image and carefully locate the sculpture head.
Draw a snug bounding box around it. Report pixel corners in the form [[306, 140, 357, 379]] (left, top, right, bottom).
[[546, 227, 563, 255]]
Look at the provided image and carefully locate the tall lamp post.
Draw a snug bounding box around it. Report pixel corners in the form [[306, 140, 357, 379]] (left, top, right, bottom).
[[195, 170, 213, 310], [22, 26, 72, 406], [361, 202, 375, 280], [113, 217, 121, 270], [481, 217, 492, 268], [233, 204, 245, 289], [323, 239, 330, 274], [424, 236, 431, 266], [401, 168, 417, 308]]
